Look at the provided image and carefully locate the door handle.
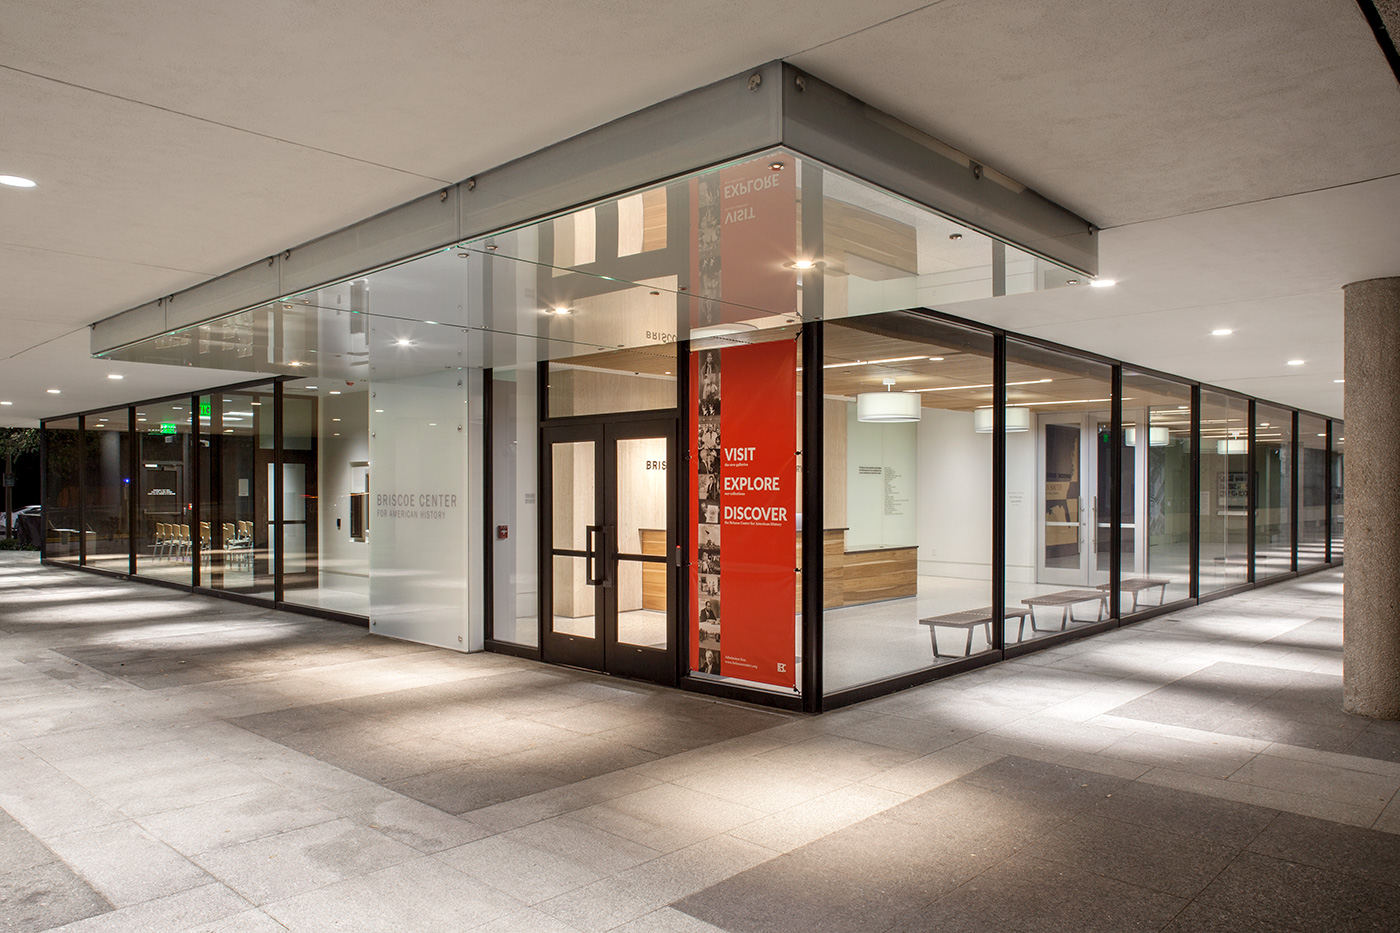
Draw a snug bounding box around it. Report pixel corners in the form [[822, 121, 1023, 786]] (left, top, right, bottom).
[[599, 525, 614, 588], [585, 525, 601, 586]]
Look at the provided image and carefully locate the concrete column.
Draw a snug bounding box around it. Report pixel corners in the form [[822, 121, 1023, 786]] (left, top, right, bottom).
[[1343, 277, 1400, 720]]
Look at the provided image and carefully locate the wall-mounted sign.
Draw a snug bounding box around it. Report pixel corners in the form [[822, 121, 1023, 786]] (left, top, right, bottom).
[[690, 338, 797, 689], [159, 423, 177, 435]]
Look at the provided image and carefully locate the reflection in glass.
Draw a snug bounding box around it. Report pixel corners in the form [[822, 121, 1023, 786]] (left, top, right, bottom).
[[551, 554, 595, 638], [491, 366, 539, 647], [1299, 414, 1328, 568], [280, 379, 370, 616], [1199, 391, 1250, 593], [1254, 405, 1293, 579], [1005, 342, 1115, 644], [1330, 424, 1344, 562], [1121, 372, 1192, 613], [43, 418, 82, 563], [820, 312, 994, 692], [135, 399, 192, 584], [83, 408, 131, 573], [198, 390, 274, 598]]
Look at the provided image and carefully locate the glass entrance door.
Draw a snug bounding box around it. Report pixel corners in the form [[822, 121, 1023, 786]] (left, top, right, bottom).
[[1037, 412, 1135, 589], [542, 418, 676, 685]]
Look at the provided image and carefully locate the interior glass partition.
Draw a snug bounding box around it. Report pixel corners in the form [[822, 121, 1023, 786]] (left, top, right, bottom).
[[491, 364, 540, 647], [1253, 403, 1293, 580], [1120, 371, 1193, 614], [1199, 391, 1249, 593], [83, 407, 131, 573], [820, 312, 995, 692], [198, 387, 275, 598], [1299, 414, 1328, 568], [134, 399, 193, 584], [1330, 423, 1344, 562], [1004, 341, 1115, 645], [281, 378, 370, 616], [42, 417, 82, 563]]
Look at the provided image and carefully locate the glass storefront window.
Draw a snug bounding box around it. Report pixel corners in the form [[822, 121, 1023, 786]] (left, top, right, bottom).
[[821, 312, 995, 692], [42, 417, 82, 563], [1330, 423, 1344, 562], [1299, 414, 1328, 568], [134, 399, 193, 584], [1121, 371, 1193, 614], [1004, 341, 1115, 644], [281, 378, 370, 617], [1199, 390, 1250, 593], [198, 388, 275, 598], [83, 408, 131, 573], [1254, 404, 1293, 580], [491, 365, 539, 647]]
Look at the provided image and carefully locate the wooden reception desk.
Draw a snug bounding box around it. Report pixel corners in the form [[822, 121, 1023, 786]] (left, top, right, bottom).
[[640, 527, 917, 613]]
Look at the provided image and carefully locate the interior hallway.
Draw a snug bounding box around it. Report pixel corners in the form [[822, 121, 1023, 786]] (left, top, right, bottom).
[[2, 552, 1398, 933]]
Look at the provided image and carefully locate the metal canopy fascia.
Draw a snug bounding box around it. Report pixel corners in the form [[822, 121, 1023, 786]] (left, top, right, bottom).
[[91, 60, 1096, 357]]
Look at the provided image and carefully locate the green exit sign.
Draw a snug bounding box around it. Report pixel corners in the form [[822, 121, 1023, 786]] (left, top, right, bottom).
[[199, 400, 211, 417], [159, 423, 178, 435]]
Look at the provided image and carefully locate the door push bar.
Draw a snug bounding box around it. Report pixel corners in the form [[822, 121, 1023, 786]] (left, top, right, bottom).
[[585, 525, 614, 587]]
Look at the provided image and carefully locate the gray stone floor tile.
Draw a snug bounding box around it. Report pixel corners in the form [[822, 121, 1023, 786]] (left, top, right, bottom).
[[1158, 901, 1296, 933], [44, 820, 214, 908], [262, 857, 523, 932], [136, 786, 340, 856], [885, 854, 1187, 933], [568, 782, 766, 853], [1196, 850, 1400, 932], [1019, 811, 1239, 898], [1249, 810, 1400, 884], [0, 858, 112, 932], [1090, 778, 1279, 847], [955, 754, 1131, 811], [318, 790, 488, 853], [192, 818, 419, 905]]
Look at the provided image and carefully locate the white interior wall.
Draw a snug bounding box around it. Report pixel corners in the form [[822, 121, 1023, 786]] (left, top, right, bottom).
[[915, 407, 995, 581]]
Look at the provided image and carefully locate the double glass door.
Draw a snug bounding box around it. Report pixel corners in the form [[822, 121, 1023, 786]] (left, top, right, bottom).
[[1037, 411, 1140, 587], [542, 418, 676, 685]]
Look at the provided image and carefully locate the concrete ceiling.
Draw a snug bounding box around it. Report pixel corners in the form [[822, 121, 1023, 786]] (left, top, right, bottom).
[[2, 0, 1398, 425]]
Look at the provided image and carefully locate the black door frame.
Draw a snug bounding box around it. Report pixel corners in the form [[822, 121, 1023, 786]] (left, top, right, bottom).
[[539, 413, 679, 686]]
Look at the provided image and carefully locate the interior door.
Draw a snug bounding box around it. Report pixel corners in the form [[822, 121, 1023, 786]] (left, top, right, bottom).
[[1037, 414, 1092, 586], [541, 418, 676, 685]]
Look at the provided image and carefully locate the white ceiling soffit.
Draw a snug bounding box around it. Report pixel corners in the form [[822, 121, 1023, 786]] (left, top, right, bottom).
[[792, 0, 1400, 227]]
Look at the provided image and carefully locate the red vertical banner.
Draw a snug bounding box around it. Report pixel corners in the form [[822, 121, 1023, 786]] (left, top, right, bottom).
[[690, 338, 798, 689]]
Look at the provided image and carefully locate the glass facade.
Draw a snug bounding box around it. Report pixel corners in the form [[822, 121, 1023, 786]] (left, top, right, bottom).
[[1199, 390, 1250, 594], [1004, 340, 1115, 644], [821, 312, 994, 692], [53, 146, 1346, 713], [199, 388, 275, 599], [43, 417, 82, 563], [83, 407, 132, 574], [1331, 423, 1344, 562], [135, 399, 193, 584], [1121, 371, 1193, 613], [1254, 404, 1293, 580], [1299, 414, 1329, 568]]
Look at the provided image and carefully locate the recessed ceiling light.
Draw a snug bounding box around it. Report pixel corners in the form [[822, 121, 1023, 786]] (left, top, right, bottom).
[[428, 423, 437, 427], [1287, 359, 1305, 366], [1089, 279, 1116, 288], [136, 418, 146, 422], [305, 386, 318, 390], [1065, 279, 1079, 285], [1211, 329, 1233, 336], [107, 373, 123, 380], [948, 233, 963, 241], [396, 338, 411, 346], [375, 409, 384, 413], [0, 175, 37, 188], [46, 388, 60, 394], [550, 307, 572, 315], [333, 433, 340, 436], [329, 390, 341, 395], [332, 418, 341, 422], [928, 356, 945, 362], [1334, 379, 1345, 384], [0, 401, 11, 406], [792, 259, 816, 270], [769, 161, 785, 171]]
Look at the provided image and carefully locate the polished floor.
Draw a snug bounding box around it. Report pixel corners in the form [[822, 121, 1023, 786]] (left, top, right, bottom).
[[2, 553, 1397, 932]]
